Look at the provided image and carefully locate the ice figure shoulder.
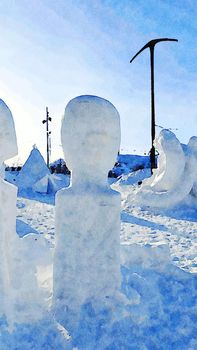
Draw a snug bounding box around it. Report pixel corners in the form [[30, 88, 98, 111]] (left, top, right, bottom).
[[61, 95, 120, 190]]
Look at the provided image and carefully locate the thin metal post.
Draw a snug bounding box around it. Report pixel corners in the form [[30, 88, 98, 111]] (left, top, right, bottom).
[[42, 107, 52, 168], [150, 46, 156, 172], [130, 38, 178, 174]]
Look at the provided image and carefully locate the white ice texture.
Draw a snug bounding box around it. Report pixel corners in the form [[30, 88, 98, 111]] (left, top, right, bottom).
[[53, 95, 121, 331], [129, 129, 197, 208]]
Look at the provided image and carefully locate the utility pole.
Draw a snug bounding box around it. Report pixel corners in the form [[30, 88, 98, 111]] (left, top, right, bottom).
[[130, 38, 178, 174], [42, 107, 52, 168]]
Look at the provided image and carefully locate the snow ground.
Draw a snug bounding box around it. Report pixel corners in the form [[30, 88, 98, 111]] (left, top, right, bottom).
[[1, 170, 196, 349], [16, 192, 197, 274], [16, 197, 55, 243], [121, 206, 197, 273]]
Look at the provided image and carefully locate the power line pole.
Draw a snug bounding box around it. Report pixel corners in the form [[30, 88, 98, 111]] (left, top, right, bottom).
[[42, 107, 52, 168]]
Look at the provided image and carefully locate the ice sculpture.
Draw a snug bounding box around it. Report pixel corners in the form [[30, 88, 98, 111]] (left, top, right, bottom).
[[150, 130, 185, 192], [0, 100, 18, 320], [53, 95, 121, 330], [0, 100, 49, 328], [129, 129, 197, 208]]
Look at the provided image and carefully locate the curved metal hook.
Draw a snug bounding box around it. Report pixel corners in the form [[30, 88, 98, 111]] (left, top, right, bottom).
[[130, 38, 178, 63]]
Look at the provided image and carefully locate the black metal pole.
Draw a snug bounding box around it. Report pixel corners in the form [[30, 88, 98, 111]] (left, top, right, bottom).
[[46, 107, 49, 168], [150, 46, 156, 173], [42, 107, 52, 168], [130, 38, 178, 175]]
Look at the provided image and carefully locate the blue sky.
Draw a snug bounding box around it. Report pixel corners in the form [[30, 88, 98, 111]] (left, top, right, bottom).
[[0, 0, 196, 163]]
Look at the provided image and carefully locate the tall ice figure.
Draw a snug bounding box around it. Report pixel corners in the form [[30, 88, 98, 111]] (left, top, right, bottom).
[[53, 95, 121, 330], [0, 100, 18, 321]]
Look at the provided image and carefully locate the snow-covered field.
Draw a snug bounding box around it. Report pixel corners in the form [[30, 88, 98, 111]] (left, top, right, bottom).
[[16, 187, 197, 275], [116, 173, 197, 275]]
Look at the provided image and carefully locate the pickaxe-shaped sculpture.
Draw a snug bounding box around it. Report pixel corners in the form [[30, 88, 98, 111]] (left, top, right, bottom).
[[130, 38, 178, 173]]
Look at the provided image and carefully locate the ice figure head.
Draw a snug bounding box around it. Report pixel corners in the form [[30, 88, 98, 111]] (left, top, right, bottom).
[[0, 99, 18, 163], [61, 95, 120, 185], [158, 129, 180, 150]]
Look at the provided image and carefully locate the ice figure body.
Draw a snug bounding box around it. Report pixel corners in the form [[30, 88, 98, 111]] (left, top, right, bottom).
[[0, 100, 18, 318], [0, 100, 51, 326], [53, 95, 121, 330]]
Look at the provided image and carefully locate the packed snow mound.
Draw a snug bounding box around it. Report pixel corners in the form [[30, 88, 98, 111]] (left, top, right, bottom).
[[128, 130, 197, 208], [16, 146, 50, 190]]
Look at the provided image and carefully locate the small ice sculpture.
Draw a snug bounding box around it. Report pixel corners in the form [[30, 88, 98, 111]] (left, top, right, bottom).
[[129, 129, 197, 208], [53, 95, 121, 330], [150, 129, 185, 192]]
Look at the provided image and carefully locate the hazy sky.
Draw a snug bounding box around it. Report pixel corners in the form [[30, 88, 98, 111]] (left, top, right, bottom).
[[0, 0, 196, 164]]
